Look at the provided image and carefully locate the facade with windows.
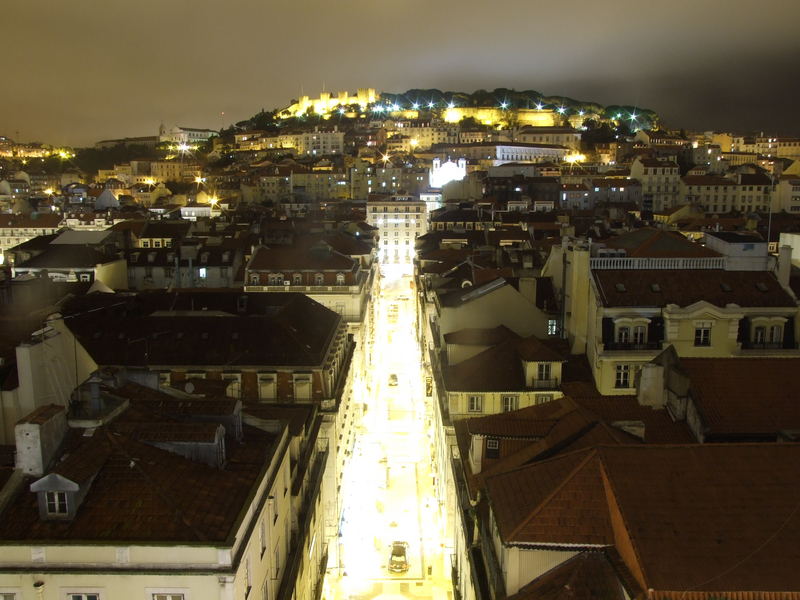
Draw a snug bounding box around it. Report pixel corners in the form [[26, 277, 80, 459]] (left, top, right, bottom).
[[365, 195, 427, 265], [587, 268, 799, 395], [444, 334, 567, 420]]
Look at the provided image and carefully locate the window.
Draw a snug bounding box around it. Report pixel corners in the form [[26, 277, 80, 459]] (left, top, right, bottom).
[[617, 326, 630, 343], [467, 395, 483, 413], [245, 556, 252, 596], [293, 273, 302, 285], [694, 321, 712, 346], [250, 274, 260, 285], [198, 267, 207, 279], [501, 395, 518, 412], [615, 364, 630, 388], [68, 595, 100, 600], [633, 325, 646, 345], [153, 595, 184, 600], [754, 326, 766, 343], [537, 363, 551, 380], [46, 490, 68, 515], [547, 319, 559, 336], [536, 394, 554, 405], [486, 438, 500, 459], [0, 594, 18, 600], [314, 273, 324, 285], [770, 325, 783, 343], [336, 273, 345, 285]]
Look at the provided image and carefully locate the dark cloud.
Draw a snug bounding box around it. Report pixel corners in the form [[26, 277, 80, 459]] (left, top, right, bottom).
[[2, 0, 799, 145]]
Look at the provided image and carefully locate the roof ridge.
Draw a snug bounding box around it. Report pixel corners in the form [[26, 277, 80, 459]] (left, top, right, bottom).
[[507, 448, 599, 541], [596, 448, 651, 588]]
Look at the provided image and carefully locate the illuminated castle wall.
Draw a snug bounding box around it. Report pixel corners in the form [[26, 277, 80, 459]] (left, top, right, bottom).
[[281, 88, 378, 117]]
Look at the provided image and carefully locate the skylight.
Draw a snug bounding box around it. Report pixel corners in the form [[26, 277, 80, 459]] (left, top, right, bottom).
[[615, 283, 627, 292]]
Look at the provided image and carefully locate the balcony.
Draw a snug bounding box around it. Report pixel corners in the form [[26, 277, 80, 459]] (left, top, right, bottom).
[[603, 341, 662, 351], [532, 378, 559, 390]]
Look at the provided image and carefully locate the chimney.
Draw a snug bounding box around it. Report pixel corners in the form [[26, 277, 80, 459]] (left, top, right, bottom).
[[88, 373, 103, 413], [15, 405, 68, 476], [778, 244, 792, 289], [637, 363, 665, 408]]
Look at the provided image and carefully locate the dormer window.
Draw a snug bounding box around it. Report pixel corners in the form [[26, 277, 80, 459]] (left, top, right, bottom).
[[46, 490, 68, 515], [314, 273, 324, 285], [336, 272, 345, 285], [250, 273, 260, 285], [293, 273, 302, 285]]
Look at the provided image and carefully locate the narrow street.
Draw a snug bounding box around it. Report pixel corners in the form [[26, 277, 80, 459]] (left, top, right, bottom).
[[324, 266, 452, 600]]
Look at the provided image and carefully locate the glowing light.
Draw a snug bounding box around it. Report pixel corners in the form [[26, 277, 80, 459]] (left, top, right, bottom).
[[410, 138, 418, 148], [578, 110, 584, 116], [373, 105, 384, 113], [616, 113, 622, 119], [381, 154, 391, 163], [557, 106, 566, 114], [500, 101, 509, 109], [43, 188, 53, 195], [564, 153, 586, 164], [411, 103, 419, 110], [391, 104, 400, 111], [447, 102, 455, 109], [339, 108, 346, 114], [427, 101, 435, 109], [536, 103, 544, 110], [629, 113, 638, 121], [194, 176, 206, 184], [144, 178, 156, 186], [58, 150, 71, 159], [209, 196, 219, 205], [177, 143, 191, 153]]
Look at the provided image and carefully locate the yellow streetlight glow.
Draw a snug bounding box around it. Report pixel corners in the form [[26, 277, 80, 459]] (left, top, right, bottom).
[[43, 188, 53, 196], [564, 153, 586, 164]]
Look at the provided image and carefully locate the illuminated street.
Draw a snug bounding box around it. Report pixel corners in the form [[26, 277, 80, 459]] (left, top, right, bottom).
[[325, 265, 452, 600]]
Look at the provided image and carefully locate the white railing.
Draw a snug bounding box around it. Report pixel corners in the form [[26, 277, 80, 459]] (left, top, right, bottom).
[[590, 256, 726, 270]]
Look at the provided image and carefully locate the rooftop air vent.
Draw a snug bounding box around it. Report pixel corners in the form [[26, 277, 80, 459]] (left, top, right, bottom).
[[650, 283, 661, 292], [615, 283, 627, 292]]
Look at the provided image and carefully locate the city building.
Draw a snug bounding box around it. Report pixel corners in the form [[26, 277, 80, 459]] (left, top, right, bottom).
[[366, 194, 427, 264]]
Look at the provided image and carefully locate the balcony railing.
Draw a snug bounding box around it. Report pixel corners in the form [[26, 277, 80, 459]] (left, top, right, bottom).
[[590, 256, 726, 270], [603, 341, 662, 351], [532, 378, 559, 390], [741, 341, 798, 350]]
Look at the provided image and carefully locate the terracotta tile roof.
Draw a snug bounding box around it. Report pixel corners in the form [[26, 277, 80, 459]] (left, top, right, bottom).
[[16, 404, 64, 425], [592, 269, 796, 308], [486, 449, 613, 546], [248, 244, 356, 271], [0, 213, 62, 228], [680, 358, 800, 438], [62, 291, 340, 368], [600, 444, 800, 592], [509, 551, 632, 600], [0, 423, 279, 543], [603, 228, 720, 257], [443, 325, 518, 346], [444, 335, 563, 393], [681, 175, 736, 186]]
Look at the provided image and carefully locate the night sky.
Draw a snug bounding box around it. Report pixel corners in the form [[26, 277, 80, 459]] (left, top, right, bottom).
[[3, 0, 799, 147]]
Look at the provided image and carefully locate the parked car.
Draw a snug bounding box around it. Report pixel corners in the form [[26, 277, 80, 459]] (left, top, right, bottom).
[[388, 541, 409, 573]]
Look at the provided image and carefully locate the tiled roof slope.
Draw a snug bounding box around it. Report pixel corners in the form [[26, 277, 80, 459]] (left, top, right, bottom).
[[486, 450, 613, 546], [592, 269, 796, 307], [487, 444, 800, 593], [509, 551, 632, 600], [680, 358, 800, 438], [0, 422, 279, 543], [444, 335, 563, 392], [603, 228, 719, 258], [61, 291, 340, 367]]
